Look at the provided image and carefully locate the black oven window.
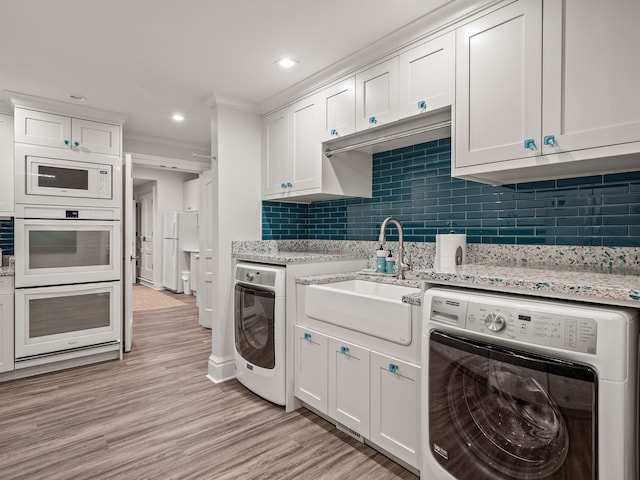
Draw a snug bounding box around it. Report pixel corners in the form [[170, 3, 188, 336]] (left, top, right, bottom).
[[38, 165, 89, 190]]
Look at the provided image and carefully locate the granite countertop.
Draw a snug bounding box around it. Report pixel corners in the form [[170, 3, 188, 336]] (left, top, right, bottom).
[[296, 262, 640, 308], [413, 263, 640, 307], [233, 250, 368, 265]]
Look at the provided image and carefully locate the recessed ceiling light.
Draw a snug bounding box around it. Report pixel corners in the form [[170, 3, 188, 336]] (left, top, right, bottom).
[[172, 113, 186, 122], [68, 94, 87, 101], [276, 57, 299, 69]]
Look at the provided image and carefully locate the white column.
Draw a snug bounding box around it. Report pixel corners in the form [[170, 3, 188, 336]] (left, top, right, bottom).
[[205, 94, 262, 383]]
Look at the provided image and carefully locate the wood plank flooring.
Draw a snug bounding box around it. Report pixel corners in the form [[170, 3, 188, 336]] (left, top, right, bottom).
[[0, 290, 420, 480]]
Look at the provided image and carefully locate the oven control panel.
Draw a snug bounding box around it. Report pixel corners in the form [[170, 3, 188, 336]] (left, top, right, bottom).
[[429, 294, 598, 354]]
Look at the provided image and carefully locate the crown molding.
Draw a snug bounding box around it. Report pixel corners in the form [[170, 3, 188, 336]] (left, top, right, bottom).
[[128, 151, 209, 174], [204, 92, 260, 114], [5, 90, 129, 124]]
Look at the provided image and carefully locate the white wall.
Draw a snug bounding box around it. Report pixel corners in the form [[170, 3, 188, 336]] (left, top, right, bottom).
[[207, 98, 262, 382], [132, 164, 198, 288]]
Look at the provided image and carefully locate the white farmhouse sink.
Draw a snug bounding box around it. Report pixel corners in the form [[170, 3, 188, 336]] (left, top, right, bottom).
[[304, 280, 420, 345]]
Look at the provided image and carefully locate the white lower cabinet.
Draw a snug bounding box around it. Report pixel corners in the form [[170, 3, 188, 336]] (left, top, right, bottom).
[[370, 352, 420, 467], [0, 276, 15, 373], [295, 325, 420, 470], [294, 326, 328, 413], [328, 337, 370, 438]]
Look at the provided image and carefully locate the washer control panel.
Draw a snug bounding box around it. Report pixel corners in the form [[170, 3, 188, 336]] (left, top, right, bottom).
[[429, 294, 598, 354]]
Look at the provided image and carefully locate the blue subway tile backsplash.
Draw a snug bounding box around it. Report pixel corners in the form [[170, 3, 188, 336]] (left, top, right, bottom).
[[262, 138, 640, 247], [0, 219, 14, 256]]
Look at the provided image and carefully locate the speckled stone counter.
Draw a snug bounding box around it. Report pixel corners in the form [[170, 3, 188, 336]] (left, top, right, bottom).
[[413, 264, 640, 307], [232, 240, 368, 265]]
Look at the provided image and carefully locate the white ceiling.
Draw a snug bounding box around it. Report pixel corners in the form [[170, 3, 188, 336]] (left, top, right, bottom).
[[0, 0, 460, 155]]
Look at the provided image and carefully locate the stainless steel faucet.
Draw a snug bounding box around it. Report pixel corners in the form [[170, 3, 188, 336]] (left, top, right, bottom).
[[378, 217, 412, 280]]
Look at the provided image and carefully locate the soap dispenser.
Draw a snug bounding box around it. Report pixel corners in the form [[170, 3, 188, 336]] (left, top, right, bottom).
[[376, 245, 387, 272], [385, 250, 396, 274]]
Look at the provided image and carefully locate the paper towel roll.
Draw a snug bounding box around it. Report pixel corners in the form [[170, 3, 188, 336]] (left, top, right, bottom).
[[434, 233, 466, 270]]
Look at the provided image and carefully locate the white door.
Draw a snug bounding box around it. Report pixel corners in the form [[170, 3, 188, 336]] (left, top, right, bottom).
[[290, 95, 321, 193], [138, 191, 154, 282], [454, 0, 542, 168], [320, 77, 356, 141], [124, 153, 134, 352], [355, 57, 399, 131], [294, 326, 328, 414], [541, 0, 640, 154], [198, 169, 214, 328]]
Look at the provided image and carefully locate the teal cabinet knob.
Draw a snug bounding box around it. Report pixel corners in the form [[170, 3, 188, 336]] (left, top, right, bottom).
[[389, 364, 398, 373], [280, 183, 286, 189], [330, 129, 338, 136], [368, 116, 377, 125], [73, 141, 80, 147], [340, 346, 349, 355], [543, 135, 556, 146], [418, 100, 426, 110], [286, 182, 292, 188], [303, 333, 311, 340], [524, 139, 536, 150], [64, 140, 70, 146]]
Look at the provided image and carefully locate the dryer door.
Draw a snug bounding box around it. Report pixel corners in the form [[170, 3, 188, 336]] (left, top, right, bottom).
[[427, 331, 596, 480], [234, 284, 276, 369]]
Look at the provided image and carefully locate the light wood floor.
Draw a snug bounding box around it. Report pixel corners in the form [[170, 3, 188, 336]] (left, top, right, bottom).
[[0, 290, 419, 480]]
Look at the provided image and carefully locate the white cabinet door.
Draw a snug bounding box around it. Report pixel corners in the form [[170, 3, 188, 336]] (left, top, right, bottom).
[[455, 0, 542, 168], [320, 78, 356, 141], [355, 58, 399, 131], [541, 0, 640, 155], [183, 178, 199, 212], [0, 114, 14, 216], [370, 352, 420, 468], [398, 32, 455, 119], [0, 277, 15, 374], [262, 108, 290, 197], [14, 108, 72, 149], [290, 95, 321, 193], [71, 118, 120, 155], [328, 338, 370, 437], [294, 326, 328, 414]]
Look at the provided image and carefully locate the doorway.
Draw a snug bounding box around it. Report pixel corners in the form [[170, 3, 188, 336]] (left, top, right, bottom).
[[135, 187, 155, 285]]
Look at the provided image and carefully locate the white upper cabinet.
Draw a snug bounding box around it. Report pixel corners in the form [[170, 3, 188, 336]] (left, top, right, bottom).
[[454, 0, 542, 169], [541, 0, 640, 154], [183, 178, 199, 212], [15, 108, 120, 155], [262, 95, 321, 199], [355, 58, 399, 131], [0, 114, 14, 216], [320, 78, 356, 141], [453, 0, 640, 184], [398, 31, 455, 119]]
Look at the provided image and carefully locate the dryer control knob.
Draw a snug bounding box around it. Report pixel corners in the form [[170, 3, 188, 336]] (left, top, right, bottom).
[[245, 272, 255, 282], [485, 313, 506, 332]]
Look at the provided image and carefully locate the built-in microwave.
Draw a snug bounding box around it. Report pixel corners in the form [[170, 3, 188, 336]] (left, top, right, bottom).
[[14, 205, 121, 288], [15, 144, 121, 207]]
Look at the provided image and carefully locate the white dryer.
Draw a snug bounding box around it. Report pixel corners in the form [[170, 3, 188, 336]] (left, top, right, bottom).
[[234, 262, 286, 405], [422, 287, 639, 480]]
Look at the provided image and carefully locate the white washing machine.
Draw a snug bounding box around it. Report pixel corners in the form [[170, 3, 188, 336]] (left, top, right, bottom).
[[422, 287, 639, 480], [234, 262, 286, 405]]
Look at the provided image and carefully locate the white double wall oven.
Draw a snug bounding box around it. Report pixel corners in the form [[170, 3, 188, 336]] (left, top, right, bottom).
[[14, 141, 122, 364]]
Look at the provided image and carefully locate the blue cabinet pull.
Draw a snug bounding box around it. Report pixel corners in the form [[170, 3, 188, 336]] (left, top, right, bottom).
[[418, 100, 426, 111], [280, 183, 287, 189], [524, 139, 536, 150], [368, 116, 377, 125], [286, 182, 293, 188], [389, 364, 398, 373], [303, 333, 311, 341], [64, 140, 70, 146], [543, 135, 556, 146], [340, 346, 349, 355], [330, 129, 338, 136], [73, 141, 80, 147]]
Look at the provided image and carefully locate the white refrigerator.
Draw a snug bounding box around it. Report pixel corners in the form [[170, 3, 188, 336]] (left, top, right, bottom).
[[162, 212, 198, 292]]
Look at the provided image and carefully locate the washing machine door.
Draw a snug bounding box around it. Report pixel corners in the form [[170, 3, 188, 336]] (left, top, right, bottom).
[[428, 331, 596, 480], [234, 284, 275, 369]]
